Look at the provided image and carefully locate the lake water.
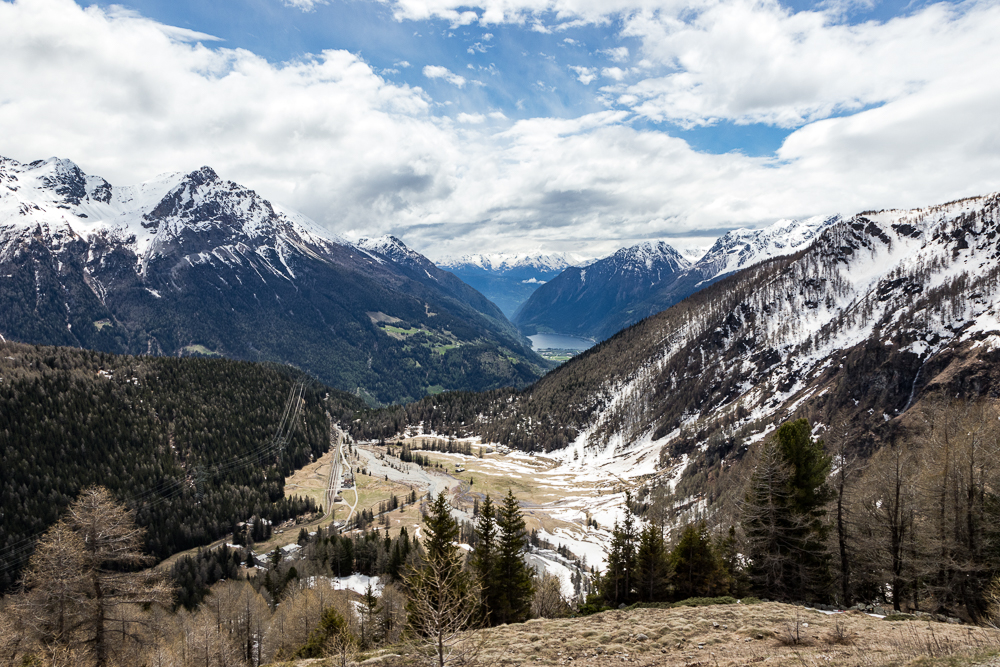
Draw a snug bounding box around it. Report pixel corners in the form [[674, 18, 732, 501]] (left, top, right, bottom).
[[528, 333, 596, 351]]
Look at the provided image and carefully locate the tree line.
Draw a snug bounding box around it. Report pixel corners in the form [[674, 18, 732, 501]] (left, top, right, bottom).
[[0, 484, 554, 667], [594, 401, 1000, 623], [0, 341, 364, 591]]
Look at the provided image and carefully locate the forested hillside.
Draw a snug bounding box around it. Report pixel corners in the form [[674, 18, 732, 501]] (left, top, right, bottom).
[[0, 341, 364, 591]]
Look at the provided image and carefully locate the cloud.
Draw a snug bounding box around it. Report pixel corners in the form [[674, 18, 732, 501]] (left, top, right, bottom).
[[282, 0, 328, 11], [602, 66, 627, 81], [619, 0, 1000, 128], [0, 0, 998, 260], [423, 64, 467, 86], [601, 46, 629, 62], [569, 65, 598, 84]]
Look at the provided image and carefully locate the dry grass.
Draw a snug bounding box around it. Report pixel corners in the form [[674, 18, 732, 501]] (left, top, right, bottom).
[[269, 602, 1000, 667], [464, 602, 1000, 667], [284, 448, 338, 512]]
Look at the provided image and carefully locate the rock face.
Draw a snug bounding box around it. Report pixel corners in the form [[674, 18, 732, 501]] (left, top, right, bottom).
[[513, 216, 838, 341], [0, 156, 547, 404]]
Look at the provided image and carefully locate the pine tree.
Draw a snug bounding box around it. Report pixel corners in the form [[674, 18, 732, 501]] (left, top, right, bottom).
[[471, 495, 499, 624], [600, 494, 637, 606], [634, 523, 670, 602], [405, 492, 478, 667], [493, 490, 534, 625], [668, 522, 730, 601], [742, 419, 831, 602]]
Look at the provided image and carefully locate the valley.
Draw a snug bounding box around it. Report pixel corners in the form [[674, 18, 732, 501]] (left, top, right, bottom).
[[6, 191, 1000, 667]]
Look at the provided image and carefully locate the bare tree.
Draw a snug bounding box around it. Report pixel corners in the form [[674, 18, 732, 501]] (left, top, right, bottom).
[[914, 398, 1000, 618], [379, 582, 408, 646], [531, 573, 571, 619], [823, 418, 862, 607], [16, 487, 174, 667], [854, 442, 919, 611], [404, 555, 482, 667]]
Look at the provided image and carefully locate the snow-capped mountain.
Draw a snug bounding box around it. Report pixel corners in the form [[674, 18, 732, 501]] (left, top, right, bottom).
[[513, 217, 839, 342], [436, 252, 591, 319], [438, 252, 589, 273], [418, 194, 1000, 491], [513, 241, 692, 340], [695, 214, 839, 282], [0, 156, 546, 404]]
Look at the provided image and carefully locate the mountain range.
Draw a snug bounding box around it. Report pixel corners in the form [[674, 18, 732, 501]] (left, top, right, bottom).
[[437, 252, 589, 319], [360, 194, 1000, 502], [513, 216, 838, 341], [0, 156, 548, 405]]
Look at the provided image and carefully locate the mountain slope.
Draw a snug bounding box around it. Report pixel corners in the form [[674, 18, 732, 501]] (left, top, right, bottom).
[[0, 340, 364, 591], [513, 241, 692, 340], [513, 217, 837, 341], [437, 252, 585, 319], [0, 156, 547, 404], [355, 194, 1000, 495]]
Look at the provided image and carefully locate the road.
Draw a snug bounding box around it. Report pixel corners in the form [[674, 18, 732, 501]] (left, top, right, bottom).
[[322, 416, 345, 522]]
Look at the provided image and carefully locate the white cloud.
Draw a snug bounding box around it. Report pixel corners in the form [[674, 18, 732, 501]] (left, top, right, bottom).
[[423, 64, 467, 86], [0, 0, 998, 259], [457, 112, 486, 123], [602, 66, 627, 81], [569, 65, 598, 84], [482, 32, 494, 40], [394, 60, 412, 68], [601, 46, 629, 62], [620, 0, 1000, 128], [282, 0, 328, 11]]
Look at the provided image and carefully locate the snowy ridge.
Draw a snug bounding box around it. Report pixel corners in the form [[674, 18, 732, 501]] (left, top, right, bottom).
[[437, 251, 590, 273], [607, 240, 692, 274], [568, 195, 1000, 478], [355, 235, 425, 265], [0, 155, 351, 280], [693, 214, 840, 282]]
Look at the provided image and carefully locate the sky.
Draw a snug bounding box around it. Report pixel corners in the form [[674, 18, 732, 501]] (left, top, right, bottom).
[[0, 0, 998, 260]]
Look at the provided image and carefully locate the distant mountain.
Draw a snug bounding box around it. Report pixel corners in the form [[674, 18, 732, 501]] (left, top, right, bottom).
[[0, 156, 547, 404], [513, 217, 837, 341], [512, 240, 692, 340], [437, 252, 589, 319], [358, 193, 1000, 497]]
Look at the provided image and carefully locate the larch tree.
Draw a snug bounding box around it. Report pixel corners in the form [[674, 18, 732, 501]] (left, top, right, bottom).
[[19, 487, 173, 667]]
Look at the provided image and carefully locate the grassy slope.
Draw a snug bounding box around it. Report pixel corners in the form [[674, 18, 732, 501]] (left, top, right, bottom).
[[275, 601, 1000, 667]]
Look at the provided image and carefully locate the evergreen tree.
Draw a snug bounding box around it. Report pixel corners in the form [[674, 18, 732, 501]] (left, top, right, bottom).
[[600, 494, 637, 606], [742, 419, 831, 602], [405, 492, 477, 667], [634, 523, 670, 602], [493, 490, 534, 625], [668, 522, 730, 601], [471, 495, 499, 624]]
